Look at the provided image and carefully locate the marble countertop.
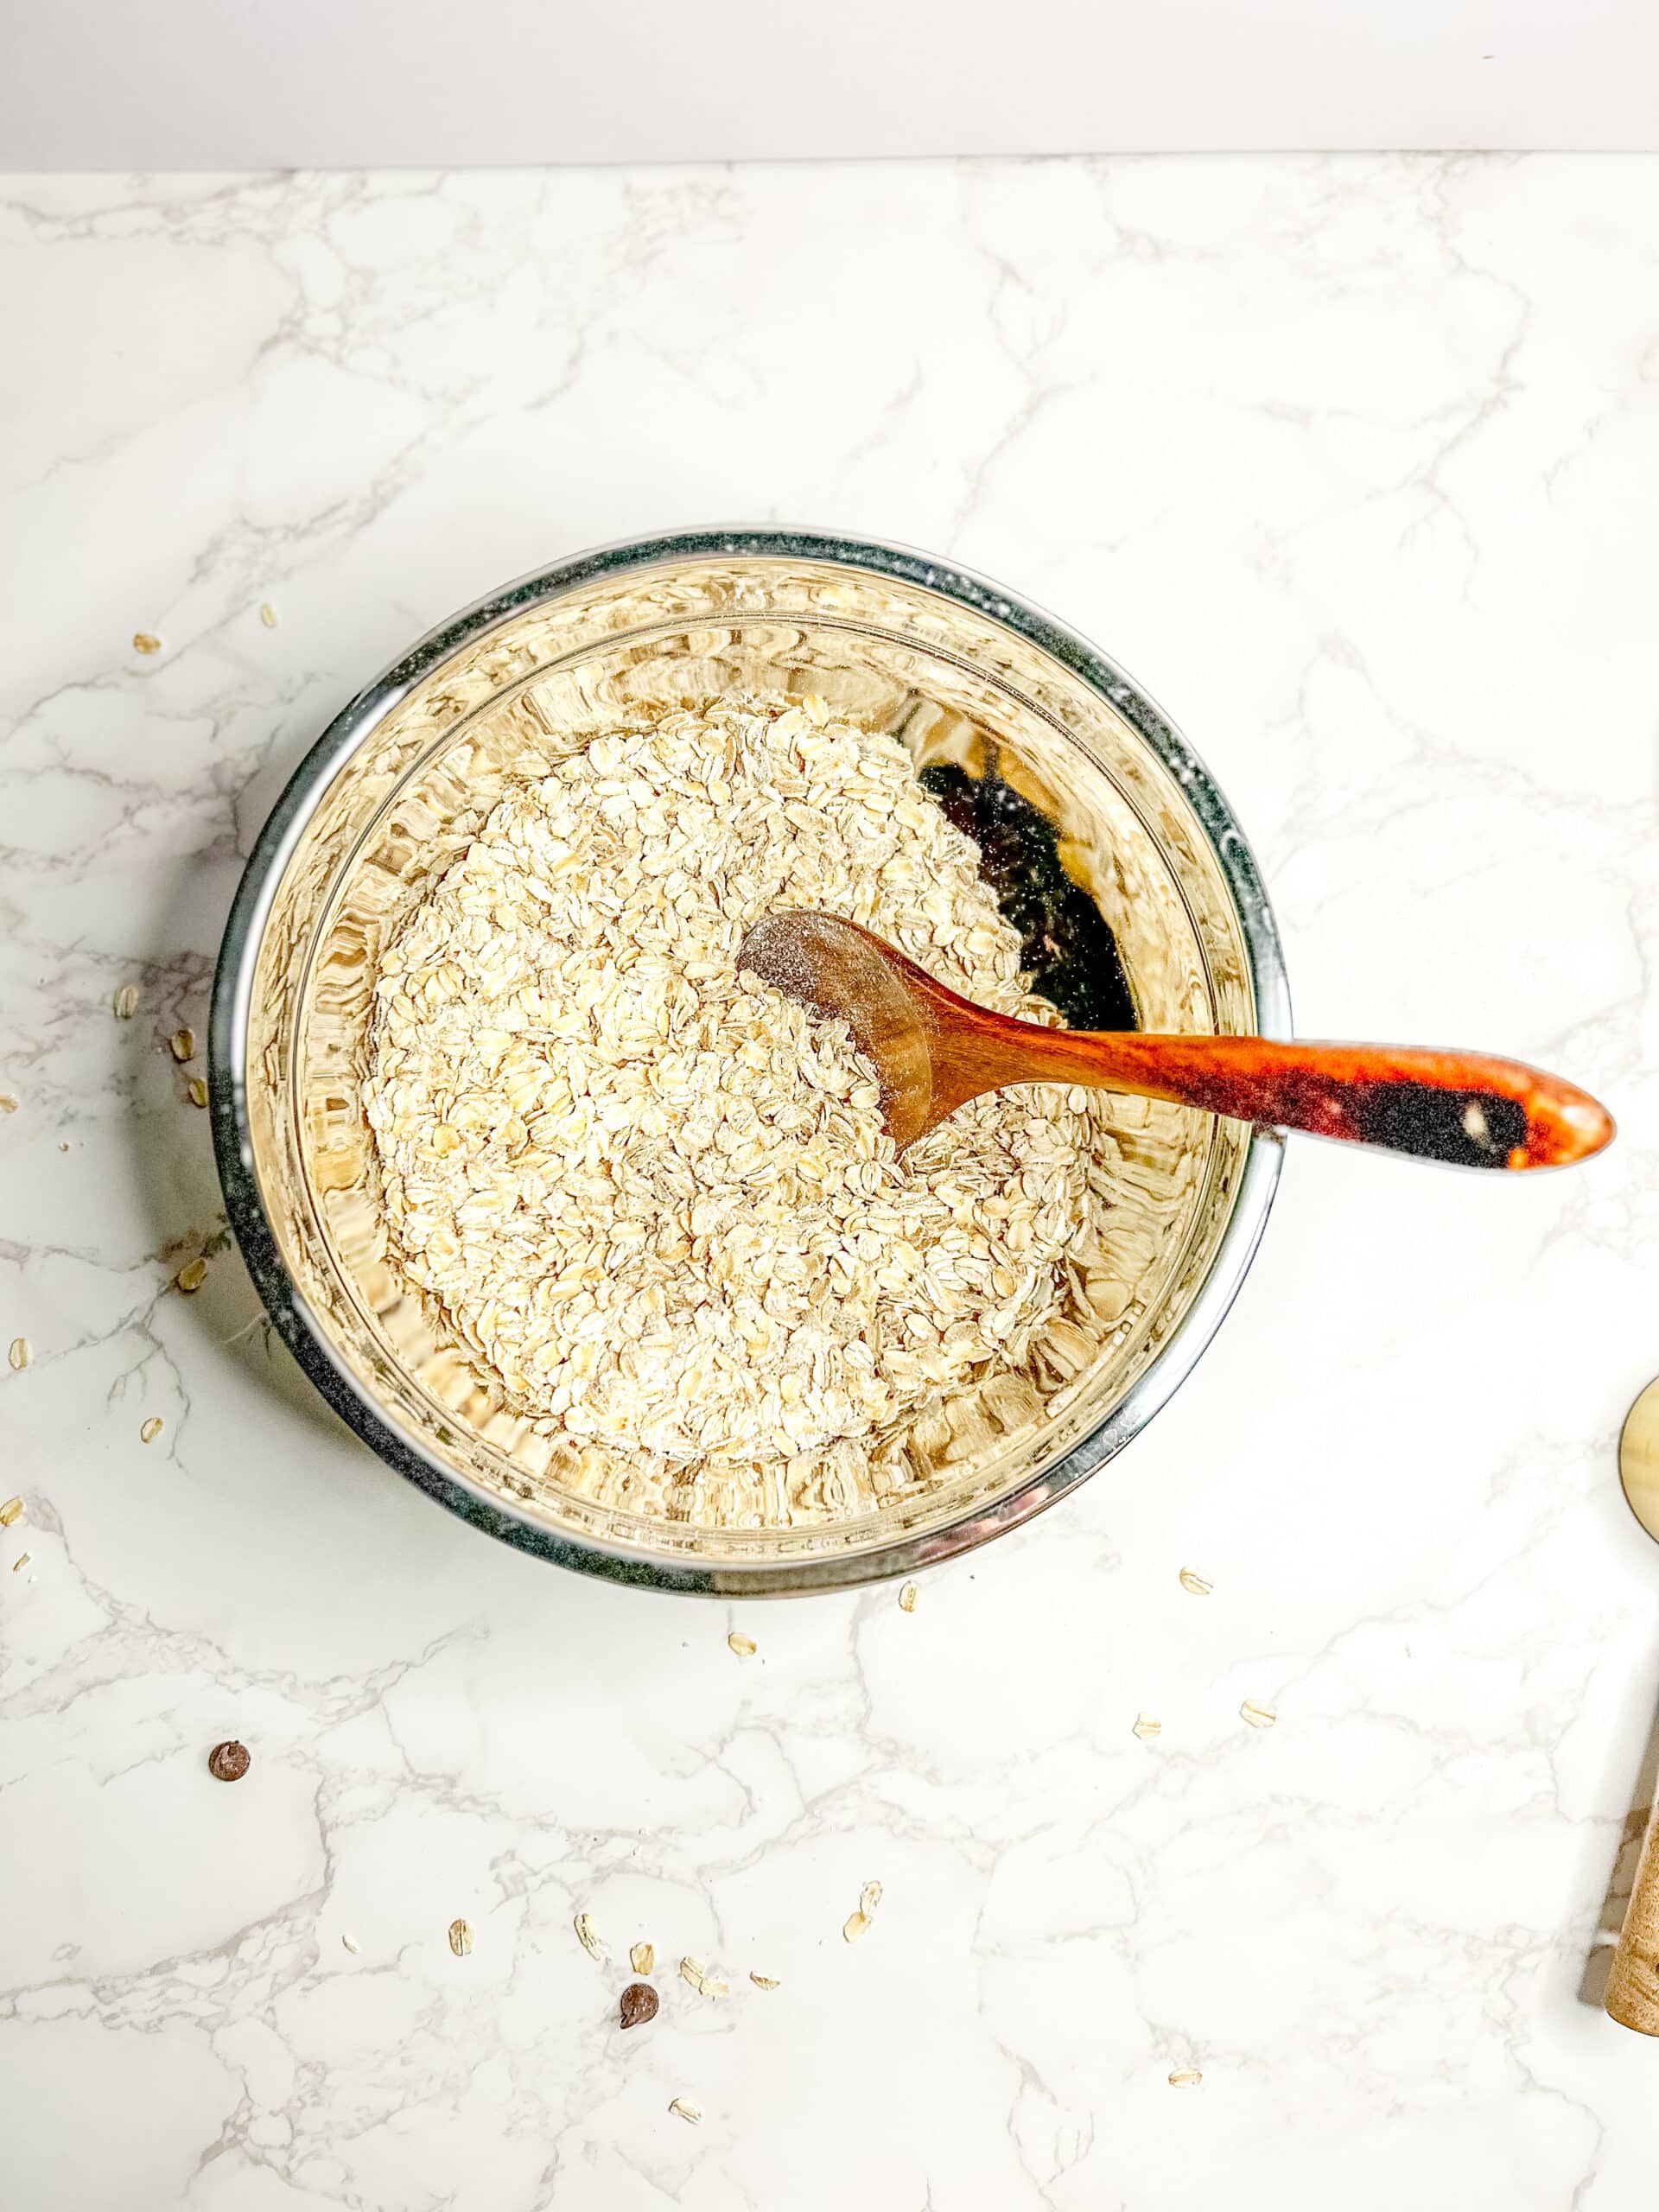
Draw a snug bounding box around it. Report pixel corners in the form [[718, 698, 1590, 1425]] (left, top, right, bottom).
[[3, 156, 1659, 2211]]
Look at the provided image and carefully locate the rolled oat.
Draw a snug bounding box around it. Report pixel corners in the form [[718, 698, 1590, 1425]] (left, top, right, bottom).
[[361, 697, 1125, 1528]]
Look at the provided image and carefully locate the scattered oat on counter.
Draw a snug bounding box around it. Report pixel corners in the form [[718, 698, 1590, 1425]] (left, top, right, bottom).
[[749, 1971, 780, 1990], [1132, 1714, 1162, 1741], [112, 984, 139, 1019], [679, 1955, 728, 1998], [12, 1552, 32, 1574], [668, 2097, 702, 2126], [9, 1338, 30, 1371], [448, 1918, 474, 1956], [341, 1934, 360, 1954], [574, 1913, 608, 1965], [0, 1093, 17, 1113], [140, 1416, 163, 1444], [1179, 1567, 1213, 1596], [170, 1027, 196, 1064], [0, 1497, 22, 1527], [898, 1580, 918, 1612], [132, 632, 162, 656], [842, 1875, 884, 1942], [188, 1077, 209, 1109], [728, 1630, 757, 1657], [1168, 2069, 1203, 2088], [176, 1258, 207, 1294], [630, 1941, 655, 1975], [620, 1981, 658, 2030], [1240, 1700, 1276, 1731], [259, 602, 279, 629]]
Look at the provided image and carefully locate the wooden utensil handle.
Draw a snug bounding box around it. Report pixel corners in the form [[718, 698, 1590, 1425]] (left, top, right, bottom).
[[1606, 1796, 1659, 2036]]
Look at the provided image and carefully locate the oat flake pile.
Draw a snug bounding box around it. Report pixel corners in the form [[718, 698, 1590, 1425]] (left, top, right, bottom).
[[363, 696, 1123, 1527]]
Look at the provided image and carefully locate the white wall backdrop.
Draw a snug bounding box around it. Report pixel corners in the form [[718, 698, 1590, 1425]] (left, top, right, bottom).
[[3, 0, 1657, 168]]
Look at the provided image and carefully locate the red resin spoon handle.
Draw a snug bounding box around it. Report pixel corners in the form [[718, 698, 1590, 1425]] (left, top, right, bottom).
[[930, 1023, 1612, 1171]]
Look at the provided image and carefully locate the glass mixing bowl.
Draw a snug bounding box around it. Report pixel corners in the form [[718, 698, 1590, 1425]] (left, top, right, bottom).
[[211, 530, 1288, 1594]]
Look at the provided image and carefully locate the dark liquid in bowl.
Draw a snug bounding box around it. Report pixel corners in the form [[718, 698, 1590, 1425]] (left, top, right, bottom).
[[918, 764, 1138, 1033]]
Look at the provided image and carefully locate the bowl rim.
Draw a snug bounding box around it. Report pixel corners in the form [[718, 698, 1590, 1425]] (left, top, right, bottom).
[[210, 526, 1291, 1596]]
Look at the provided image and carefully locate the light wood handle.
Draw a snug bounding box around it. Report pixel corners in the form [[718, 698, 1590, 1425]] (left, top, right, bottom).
[[1606, 1796, 1659, 2035]]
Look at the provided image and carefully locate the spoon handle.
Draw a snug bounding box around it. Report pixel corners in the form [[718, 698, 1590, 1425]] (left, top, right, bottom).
[[1606, 1796, 1659, 2036], [994, 1030, 1612, 1170]]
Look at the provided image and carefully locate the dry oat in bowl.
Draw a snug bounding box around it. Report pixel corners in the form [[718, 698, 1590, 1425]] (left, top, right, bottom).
[[212, 533, 1285, 1595], [359, 696, 1123, 1523]]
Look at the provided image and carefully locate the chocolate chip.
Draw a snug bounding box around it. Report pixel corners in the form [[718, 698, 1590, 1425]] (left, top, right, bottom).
[[207, 1739, 251, 1783], [619, 1980, 658, 2031]]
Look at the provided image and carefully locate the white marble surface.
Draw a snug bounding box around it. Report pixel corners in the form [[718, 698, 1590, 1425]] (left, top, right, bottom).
[[3, 156, 1658, 2210]]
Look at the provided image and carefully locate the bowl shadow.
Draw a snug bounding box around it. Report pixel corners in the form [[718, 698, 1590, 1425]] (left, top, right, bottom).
[[123, 754, 371, 1458]]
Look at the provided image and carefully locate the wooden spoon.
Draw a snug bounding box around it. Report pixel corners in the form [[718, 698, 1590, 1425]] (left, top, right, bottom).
[[1608, 1381, 1659, 2037], [737, 910, 1614, 1169]]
